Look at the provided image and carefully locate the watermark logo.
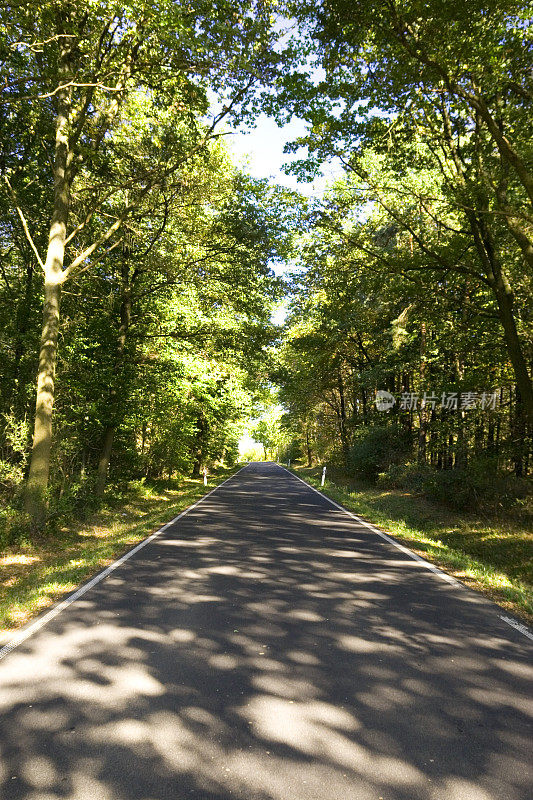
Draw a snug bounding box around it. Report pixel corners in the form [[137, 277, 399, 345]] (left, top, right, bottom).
[[375, 390, 396, 412], [375, 390, 499, 412]]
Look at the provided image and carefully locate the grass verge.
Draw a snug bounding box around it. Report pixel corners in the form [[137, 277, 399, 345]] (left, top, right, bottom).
[[292, 465, 533, 625], [0, 466, 239, 644]]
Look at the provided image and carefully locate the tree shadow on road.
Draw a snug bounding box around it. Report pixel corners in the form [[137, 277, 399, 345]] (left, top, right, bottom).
[[0, 465, 531, 799]]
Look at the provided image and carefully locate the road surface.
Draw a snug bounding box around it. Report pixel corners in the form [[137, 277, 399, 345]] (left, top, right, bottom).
[[0, 462, 531, 799]]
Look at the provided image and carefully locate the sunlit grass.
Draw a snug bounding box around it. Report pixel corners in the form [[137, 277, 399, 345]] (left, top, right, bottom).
[[0, 467, 237, 643], [293, 465, 533, 624]]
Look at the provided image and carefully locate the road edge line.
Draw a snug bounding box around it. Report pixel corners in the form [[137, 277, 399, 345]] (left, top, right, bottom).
[[0, 465, 248, 662], [279, 465, 533, 643]]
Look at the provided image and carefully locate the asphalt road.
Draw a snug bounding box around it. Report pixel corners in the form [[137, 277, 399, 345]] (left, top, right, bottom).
[[0, 462, 531, 800]]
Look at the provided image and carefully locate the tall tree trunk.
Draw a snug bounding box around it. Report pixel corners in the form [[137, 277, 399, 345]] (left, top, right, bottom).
[[96, 426, 116, 496], [361, 385, 368, 426], [401, 372, 412, 440], [492, 278, 533, 422], [337, 373, 350, 467], [429, 407, 437, 466], [306, 424, 312, 466], [455, 403, 466, 468], [466, 207, 533, 422], [192, 457, 202, 476], [95, 269, 132, 496], [495, 389, 503, 469], [191, 415, 206, 475], [512, 386, 525, 478], [24, 43, 71, 523], [418, 321, 427, 463], [441, 104, 533, 422], [447, 434, 454, 469], [24, 269, 62, 522]]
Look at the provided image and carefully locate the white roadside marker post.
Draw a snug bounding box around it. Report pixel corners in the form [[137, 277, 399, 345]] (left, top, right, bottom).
[[203, 467, 207, 486], [321, 465, 326, 486], [288, 458, 291, 468]]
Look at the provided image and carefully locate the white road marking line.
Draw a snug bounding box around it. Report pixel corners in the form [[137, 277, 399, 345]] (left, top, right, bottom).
[[279, 465, 533, 643], [499, 616, 533, 642], [0, 466, 248, 662], [280, 465, 459, 585]]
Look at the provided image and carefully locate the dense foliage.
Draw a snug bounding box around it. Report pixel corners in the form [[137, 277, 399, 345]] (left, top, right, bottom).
[[1, 0, 531, 542], [273, 1, 532, 511], [0, 0, 290, 536]]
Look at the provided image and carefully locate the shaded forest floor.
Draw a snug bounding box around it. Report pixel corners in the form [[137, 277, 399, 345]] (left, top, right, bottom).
[[0, 466, 238, 643], [292, 465, 532, 625]]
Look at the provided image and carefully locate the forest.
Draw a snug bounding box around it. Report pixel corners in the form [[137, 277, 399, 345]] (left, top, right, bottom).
[[272, 0, 533, 520], [0, 0, 293, 542], [0, 1, 531, 605]]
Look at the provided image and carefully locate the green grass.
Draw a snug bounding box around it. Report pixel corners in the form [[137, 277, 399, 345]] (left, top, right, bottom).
[[0, 467, 238, 643], [292, 464, 533, 624]]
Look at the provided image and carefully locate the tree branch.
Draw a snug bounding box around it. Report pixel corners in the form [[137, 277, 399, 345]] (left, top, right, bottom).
[[3, 175, 44, 270]]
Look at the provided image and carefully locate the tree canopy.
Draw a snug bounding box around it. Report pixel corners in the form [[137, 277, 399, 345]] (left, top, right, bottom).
[[0, 0, 531, 536], [269, 0, 532, 507]]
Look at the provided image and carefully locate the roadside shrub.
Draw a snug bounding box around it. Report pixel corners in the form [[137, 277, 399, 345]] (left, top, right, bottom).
[[348, 425, 410, 482], [423, 468, 473, 510], [48, 474, 101, 522], [423, 458, 531, 514], [0, 459, 25, 498], [0, 509, 32, 550], [0, 413, 30, 506], [375, 456, 531, 517], [378, 462, 434, 493]]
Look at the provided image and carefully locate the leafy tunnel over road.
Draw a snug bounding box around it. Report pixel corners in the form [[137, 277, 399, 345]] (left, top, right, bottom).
[[0, 462, 531, 799]]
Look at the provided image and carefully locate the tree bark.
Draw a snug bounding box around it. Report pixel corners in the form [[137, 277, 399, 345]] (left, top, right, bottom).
[[361, 384, 368, 425], [465, 207, 533, 423], [24, 40, 71, 523], [191, 415, 206, 476], [512, 386, 526, 478], [439, 102, 533, 422], [418, 321, 427, 463], [338, 373, 350, 467], [472, 95, 533, 207], [95, 268, 132, 496], [96, 425, 116, 496], [24, 270, 62, 522], [306, 424, 312, 466], [492, 278, 533, 423]]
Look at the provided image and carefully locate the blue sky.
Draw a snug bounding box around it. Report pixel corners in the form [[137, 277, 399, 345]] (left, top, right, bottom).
[[225, 113, 343, 202], [226, 115, 308, 324], [224, 114, 343, 324]]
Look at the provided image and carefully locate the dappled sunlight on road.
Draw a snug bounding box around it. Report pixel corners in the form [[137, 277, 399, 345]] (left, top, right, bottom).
[[0, 464, 531, 799]]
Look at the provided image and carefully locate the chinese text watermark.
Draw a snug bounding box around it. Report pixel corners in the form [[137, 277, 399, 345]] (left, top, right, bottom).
[[375, 390, 499, 412]]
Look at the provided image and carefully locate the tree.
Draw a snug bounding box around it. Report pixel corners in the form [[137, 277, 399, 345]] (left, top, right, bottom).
[[274, 0, 533, 419], [251, 412, 283, 460], [277, 169, 529, 490], [1, 0, 281, 522]]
